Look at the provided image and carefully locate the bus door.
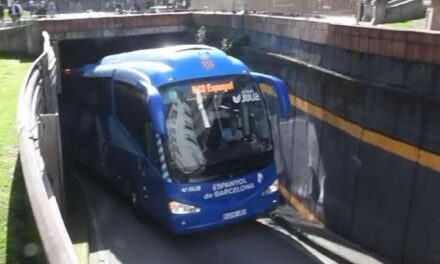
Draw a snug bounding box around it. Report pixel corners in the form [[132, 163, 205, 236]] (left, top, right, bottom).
[[92, 78, 112, 175], [71, 77, 112, 173], [111, 80, 162, 200], [109, 81, 146, 192], [136, 109, 163, 211]]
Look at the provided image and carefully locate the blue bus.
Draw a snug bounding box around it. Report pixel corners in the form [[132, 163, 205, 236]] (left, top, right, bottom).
[[69, 45, 291, 234]]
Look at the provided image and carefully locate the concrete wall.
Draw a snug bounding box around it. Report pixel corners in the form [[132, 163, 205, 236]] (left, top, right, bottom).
[[0, 24, 42, 56], [363, 0, 427, 24], [192, 13, 440, 264], [37, 13, 191, 40], [191, 0, 357, 15], [0, 13, 192, 56], [386, 0, 426, 23]]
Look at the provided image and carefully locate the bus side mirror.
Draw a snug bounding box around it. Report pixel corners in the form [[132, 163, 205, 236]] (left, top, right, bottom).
[[140, 81, 167, 136], [251, 72, 291, 119]]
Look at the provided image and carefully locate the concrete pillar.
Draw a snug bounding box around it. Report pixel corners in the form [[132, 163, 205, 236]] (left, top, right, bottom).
[[361, 0, 373, 22], [26, 24, 44, 56], [372, 0, 387, 25], [356, 0, 362, 24], [427, 0, 440, 30]]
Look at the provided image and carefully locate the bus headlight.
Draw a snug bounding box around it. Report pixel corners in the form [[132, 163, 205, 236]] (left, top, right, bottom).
[[262, 179, 279, 196], [169, 201, 201, 214]]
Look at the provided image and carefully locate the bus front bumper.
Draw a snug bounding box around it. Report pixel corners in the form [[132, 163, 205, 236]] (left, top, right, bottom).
[[167, 192, 279, 234]]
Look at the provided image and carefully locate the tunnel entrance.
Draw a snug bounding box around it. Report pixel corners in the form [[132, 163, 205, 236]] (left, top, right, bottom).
[[59, 32, 189, 171], [57, 32, 189, 253], [58, 32, 189, 68], [58, 31, 189, 168]]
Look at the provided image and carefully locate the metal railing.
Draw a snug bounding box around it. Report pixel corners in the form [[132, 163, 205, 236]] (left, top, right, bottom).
[[191, 0, 358, 16], [17, 31, 77, 264]]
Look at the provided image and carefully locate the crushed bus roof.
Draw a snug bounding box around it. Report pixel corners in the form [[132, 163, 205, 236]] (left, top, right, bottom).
[[78, 45, 250, 88]]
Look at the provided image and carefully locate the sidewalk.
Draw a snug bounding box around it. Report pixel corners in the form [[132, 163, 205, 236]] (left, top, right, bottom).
[[269, 205, 393, 264]]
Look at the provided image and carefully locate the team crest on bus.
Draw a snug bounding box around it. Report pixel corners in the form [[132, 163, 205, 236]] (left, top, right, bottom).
[[200, 52, 216, 70]]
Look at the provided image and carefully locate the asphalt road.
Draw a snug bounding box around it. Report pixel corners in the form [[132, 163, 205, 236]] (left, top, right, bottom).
[[79, 174, 329, 264]]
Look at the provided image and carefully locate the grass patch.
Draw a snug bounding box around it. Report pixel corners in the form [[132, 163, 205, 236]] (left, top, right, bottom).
[[386, 20, 414, 29], [0, 56, 46, 264], [384, 18, 425, 29]]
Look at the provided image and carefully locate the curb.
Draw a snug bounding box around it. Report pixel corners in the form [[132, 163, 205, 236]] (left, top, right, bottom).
[[271, 212, 353, 264]]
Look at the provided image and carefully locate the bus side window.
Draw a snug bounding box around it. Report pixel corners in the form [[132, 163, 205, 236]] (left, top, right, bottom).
[[114, 81, 160, 167], [94, 78, 112, 115], [74, 77, 111, 139], [76, 77, 111, 115]]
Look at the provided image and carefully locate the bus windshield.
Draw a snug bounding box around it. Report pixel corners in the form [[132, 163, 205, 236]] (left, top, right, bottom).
[[160, 75, 273, 183]]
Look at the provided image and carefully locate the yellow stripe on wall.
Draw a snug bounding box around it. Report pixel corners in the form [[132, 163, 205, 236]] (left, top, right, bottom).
[[259, 83, 440, 173], [279, 183, 324, 226], [419, 150, 440, 173]]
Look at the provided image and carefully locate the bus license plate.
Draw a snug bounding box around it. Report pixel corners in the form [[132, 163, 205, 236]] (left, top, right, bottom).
[[223, 209, 247, 220]]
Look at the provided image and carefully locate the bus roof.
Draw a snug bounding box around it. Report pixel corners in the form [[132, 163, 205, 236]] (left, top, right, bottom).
[[78, 45, 250, 88]]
